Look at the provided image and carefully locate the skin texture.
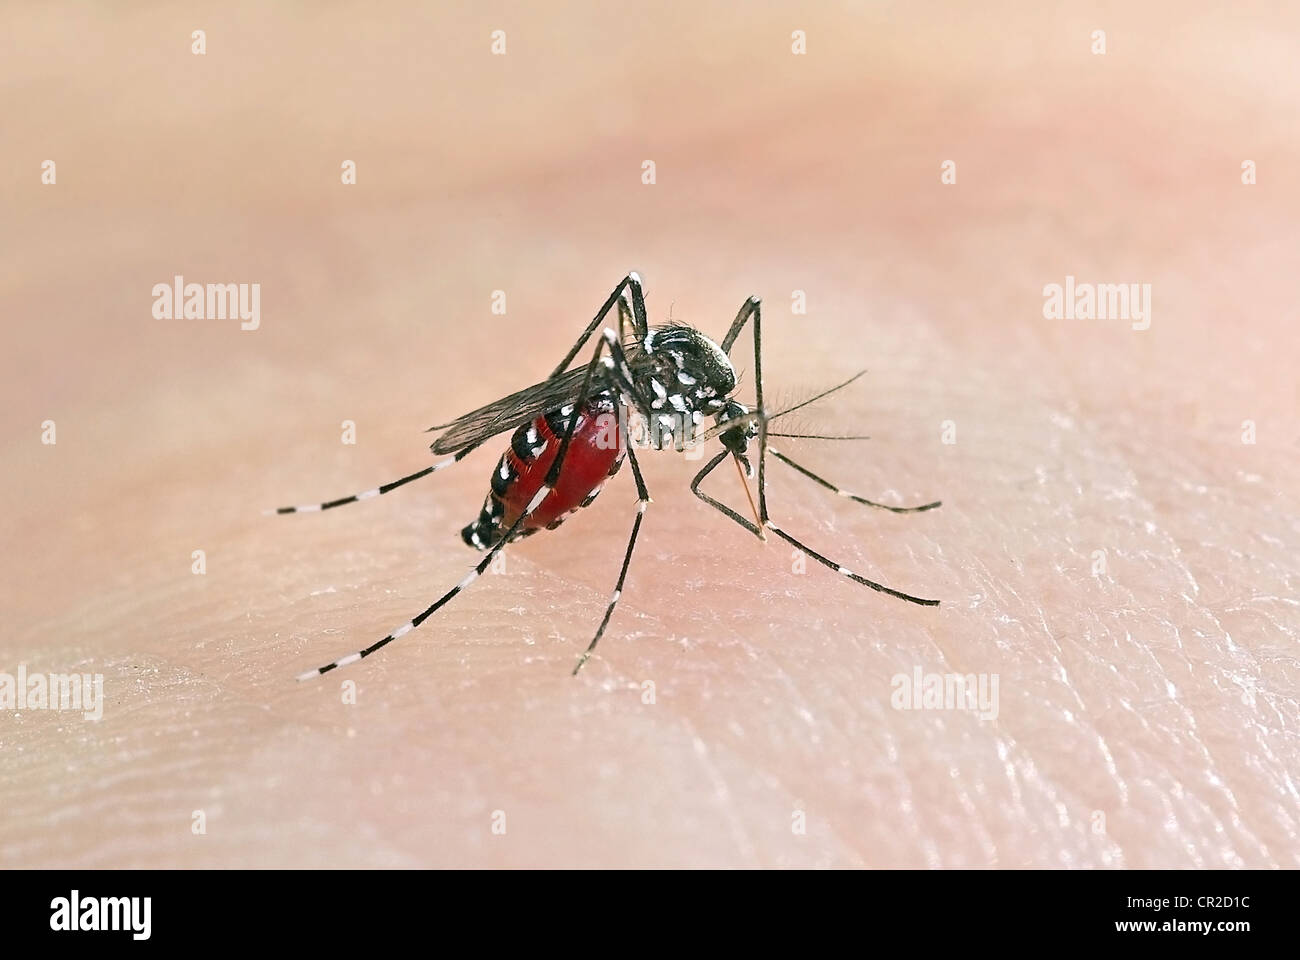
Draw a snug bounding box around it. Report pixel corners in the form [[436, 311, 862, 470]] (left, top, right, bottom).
[[2, 2, 1297, 868]]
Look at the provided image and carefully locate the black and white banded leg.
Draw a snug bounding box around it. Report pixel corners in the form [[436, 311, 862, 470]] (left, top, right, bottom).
[[691, 449, 762, 538], [701, 293, 940, 606], [572, 443, 651, 675], [297, 324, 626, 680], [422, 272, 647, 441], [270, 441, 483, 515], [692, 437, 939, 605], [550, 272, 649, 377], [766, 448, 941, 514], [294, 480, 553, 680], [762, 521, 938, 605]]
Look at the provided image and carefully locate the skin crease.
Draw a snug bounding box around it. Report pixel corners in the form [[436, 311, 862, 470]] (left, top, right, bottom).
[[2, 2, 1298, 868]]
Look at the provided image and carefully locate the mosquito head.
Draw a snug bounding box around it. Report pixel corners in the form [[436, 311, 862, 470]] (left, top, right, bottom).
[[715, 398, 760, 476], [640, 325, 737, 413]]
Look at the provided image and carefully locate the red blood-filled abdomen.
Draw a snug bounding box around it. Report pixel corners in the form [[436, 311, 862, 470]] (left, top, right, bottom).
[[461, 398, 626, 550], [503, 406, 621, 530]]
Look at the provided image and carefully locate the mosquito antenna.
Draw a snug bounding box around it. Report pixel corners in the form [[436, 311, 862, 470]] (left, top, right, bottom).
[[767, 370, 866, 422], [684, 370, 868, 446], [767, 432, 871, 441]]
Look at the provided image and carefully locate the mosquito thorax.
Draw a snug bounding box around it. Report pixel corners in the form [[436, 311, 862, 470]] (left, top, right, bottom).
[[635, 325, 736, 442]]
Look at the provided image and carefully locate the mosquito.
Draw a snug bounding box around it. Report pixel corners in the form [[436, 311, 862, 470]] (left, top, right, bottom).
[[274, 273, 941, 679]]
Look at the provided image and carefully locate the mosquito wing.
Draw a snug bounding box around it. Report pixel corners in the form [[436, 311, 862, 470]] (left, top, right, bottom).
[[427, 367, 594, 454]]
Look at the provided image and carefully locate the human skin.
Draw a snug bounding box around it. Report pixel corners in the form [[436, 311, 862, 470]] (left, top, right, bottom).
[[1, 2, 1297, 868]]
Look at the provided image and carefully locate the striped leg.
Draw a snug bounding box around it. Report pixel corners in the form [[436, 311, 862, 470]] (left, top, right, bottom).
[[767, 448, 942, 513], [762, 522, 938, 605], [693, 448, 938, 605], [297, 330, 624, 680], [270, 441, 482, 515], [550, 272, 649, 377], [295, 481, 553, 680], [423, 274, 646, 441], [705, 294, 940, 606], [691, 449, 763, 539], [572, 444, 650, 675]]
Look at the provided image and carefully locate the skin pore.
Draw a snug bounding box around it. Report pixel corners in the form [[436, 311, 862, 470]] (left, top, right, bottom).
[[1, 2, 1296, 867]]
